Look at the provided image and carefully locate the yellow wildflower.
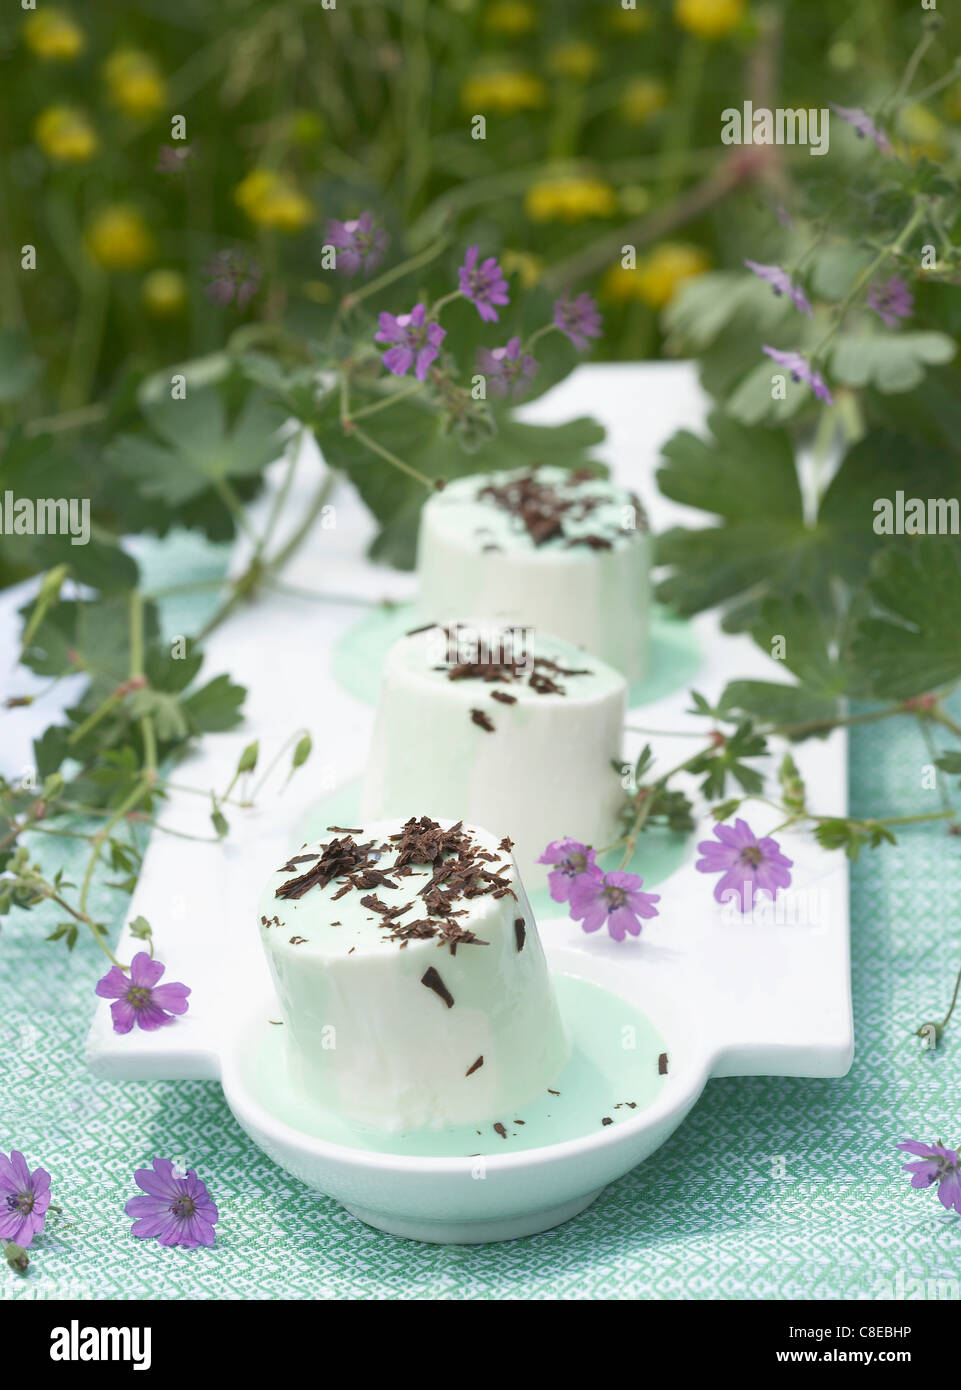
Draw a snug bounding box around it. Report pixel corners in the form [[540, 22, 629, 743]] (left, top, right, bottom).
[[608, 5, 654, 34], [501, 249, 544, 289], [600, 264, 643, 304], [674, 0, 744, 40], [896, 104, 946, 162], [104, 50, 167, 117], [483, 1, 537, 35], [22, 9, 85, 61], [234, 169, 314, 232], [289, 110, 325, 146], [86, 206, 153, 271], [34, 106, 97, 163], [547, 42, 600, 81], [142, 269, 187, 317], [621, 77, 668, 126], [634, 242, 710, 308], [303, 280, 333, 304], [460, 70, 547, 113], [525, 176, 617, 223]]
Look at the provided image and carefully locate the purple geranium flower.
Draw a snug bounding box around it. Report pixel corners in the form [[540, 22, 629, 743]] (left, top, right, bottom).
[[867, 275, 914, 328], [325, 211, 389, 277], [553, 292, 603, 351], [696, 818, 793, 911], [375, 303, 446, 380], [762, 345, 834, 405], [830, 104, 892, 154], [0, 1151, 51, 1249], [569, 869, 660, 942], [95, 952, 190, 1034], [744, 260, 812, 316], [125, 1158, 219, 1248], [458, 246, 510, 323], [897, 1140, 961, 1214], [477, 336, 539, 399], [204, 248, 261, 308], [538, 838, 598, 904]]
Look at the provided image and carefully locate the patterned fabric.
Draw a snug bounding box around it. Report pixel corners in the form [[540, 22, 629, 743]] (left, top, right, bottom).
[[3, 550, 959, 1298]]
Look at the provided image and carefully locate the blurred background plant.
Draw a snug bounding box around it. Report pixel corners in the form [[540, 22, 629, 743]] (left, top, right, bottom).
[[2, 1, 961, 1022]]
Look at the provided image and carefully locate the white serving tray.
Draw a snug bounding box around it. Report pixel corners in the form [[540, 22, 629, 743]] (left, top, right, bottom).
[[78, 363, 852, 1242]]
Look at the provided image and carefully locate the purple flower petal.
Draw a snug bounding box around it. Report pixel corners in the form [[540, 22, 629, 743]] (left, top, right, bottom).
[[744, 259, 813, 316]]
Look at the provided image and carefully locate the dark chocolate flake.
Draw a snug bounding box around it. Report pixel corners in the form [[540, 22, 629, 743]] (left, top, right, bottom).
[[289, 935, 308, 945], [493, 1122, 507, 1139], [490, 690, 517, 705], [466, 1055, 484, 1077], [514, 918, 526, 953], [421, 965, 455, 1008], [658, 1052, 669, 1076], [601, 1116, 613, 1126], [470, 708, 495, 732]]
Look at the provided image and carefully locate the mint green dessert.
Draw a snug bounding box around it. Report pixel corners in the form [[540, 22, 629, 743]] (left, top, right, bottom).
[[258, 816, 569, 1132], [417, 466, 651, 682]]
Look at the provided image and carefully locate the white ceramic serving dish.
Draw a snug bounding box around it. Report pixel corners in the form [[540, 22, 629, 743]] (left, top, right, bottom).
[[74, 364, 851, 1243]]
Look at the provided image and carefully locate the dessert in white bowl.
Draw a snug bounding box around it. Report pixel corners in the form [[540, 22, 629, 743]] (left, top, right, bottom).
[[258, 816, 568, 1132], [361, 622, 626, 885], [416, 465, 651, 683]]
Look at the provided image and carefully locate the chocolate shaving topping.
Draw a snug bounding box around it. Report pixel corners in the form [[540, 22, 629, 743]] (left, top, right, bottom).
[[565, 534, 612, 550], [421, 965, 454, 1008], [493, 1122, 507, 1139], [470, 708, 495, 732], [490, 690, 516, 705], [548, 1088, 560, 1096], [499, 836, 514, 851], [466, 1056, 484, 1077], [475, 467, 640, 550], [275, 835, 380, 899], [514, 918, 526, 953], [658, 1052, 669, 1076], [273, 817, 516, 951], [326, 825, 363, 834], [279, 852, 320, 873], [601, 1116, 613, 1126], [289, 936, 308, 945]]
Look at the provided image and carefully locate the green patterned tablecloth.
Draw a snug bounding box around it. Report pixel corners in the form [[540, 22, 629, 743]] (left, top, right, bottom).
[[3, 539, 960, 1300]]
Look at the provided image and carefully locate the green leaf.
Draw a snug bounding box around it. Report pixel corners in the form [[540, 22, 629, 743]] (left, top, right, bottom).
[[934, 752, 961, 775], [656, 421, 961, 630], [127, 687, 190, 742], [291, 733, 312, 771], [0, 329, 43, 403], [181, 674, 246, 733], [655, 413, 807, 617], [129, 915, 153, 940], [320, 397, 606, 570], [851, 544, 961, 698], [720, 680, 837, 736], [211, 805, 229, 838], [108, 385, 284, 506], [830, 332, 956, 395]]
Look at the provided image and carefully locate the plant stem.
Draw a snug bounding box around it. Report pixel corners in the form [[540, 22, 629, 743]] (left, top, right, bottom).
[[347, 423, 434, 490], [810, 202, 927, 362], [348, 380, 425, 421], [335, 234, 450, 319]]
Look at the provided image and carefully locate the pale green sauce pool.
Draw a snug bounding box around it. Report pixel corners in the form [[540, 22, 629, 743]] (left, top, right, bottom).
[[242, 974, 669, 1158]]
